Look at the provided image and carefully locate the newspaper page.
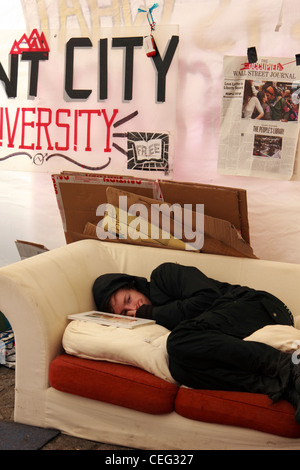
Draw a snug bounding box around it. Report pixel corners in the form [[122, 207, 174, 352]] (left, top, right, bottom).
[[68, 311, 155, 329], [218, 56, 300, 180]]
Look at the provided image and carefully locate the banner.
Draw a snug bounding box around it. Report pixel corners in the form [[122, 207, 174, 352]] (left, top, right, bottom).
[[0, 25, 179, 176], [218, 56, 300, 180]]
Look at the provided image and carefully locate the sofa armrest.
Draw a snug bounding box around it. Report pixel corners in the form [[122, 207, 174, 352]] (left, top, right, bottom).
[[0, 240, 118, 392]]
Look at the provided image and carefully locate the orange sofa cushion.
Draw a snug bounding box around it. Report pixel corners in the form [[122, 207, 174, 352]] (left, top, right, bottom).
[[49, 354, 178, 414], [49, 354, 300, 438], [175, 388, 300, 438]]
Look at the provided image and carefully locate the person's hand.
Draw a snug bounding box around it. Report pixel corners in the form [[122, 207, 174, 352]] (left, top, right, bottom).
[[125, 310, 136, 317]]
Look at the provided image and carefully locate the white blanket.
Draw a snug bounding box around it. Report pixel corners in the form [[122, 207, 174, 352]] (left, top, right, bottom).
[[63, 320, 176, 384], [63, 320, 300, 386], [245, 324, 300, 356]]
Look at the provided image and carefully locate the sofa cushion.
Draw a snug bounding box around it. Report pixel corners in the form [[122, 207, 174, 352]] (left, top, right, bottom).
[[175, 388, 300, 438], [49, 354, 179, 414]]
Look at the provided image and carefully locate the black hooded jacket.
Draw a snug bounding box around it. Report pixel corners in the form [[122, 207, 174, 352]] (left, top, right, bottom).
[[92, 262, 293, 332], [93, 272, 151, 312]]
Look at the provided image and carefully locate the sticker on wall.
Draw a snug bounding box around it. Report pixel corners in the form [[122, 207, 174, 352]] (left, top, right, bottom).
[[126, 132, 169, 171]]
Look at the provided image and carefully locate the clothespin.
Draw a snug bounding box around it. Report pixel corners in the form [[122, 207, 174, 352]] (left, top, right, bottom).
[[247, 47, 257, 64], [295, 54, 300, 66]]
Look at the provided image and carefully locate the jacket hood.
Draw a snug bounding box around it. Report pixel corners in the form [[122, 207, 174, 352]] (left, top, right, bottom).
[[92, 272, 150, 312]]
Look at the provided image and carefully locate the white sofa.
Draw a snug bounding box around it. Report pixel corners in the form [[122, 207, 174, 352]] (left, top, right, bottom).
[[1, 239, 300, 450]]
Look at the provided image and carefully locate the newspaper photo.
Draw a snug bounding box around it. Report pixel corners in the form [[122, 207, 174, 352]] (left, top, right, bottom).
[[218, 56, 300, 180], [68, 311, 155, 329]]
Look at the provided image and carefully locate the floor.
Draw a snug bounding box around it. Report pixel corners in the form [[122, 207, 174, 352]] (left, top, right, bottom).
[[0, 365, 132, 450]]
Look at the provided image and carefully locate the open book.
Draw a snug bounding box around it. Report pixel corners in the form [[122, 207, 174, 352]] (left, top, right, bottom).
[[67, 311, 155, 329]]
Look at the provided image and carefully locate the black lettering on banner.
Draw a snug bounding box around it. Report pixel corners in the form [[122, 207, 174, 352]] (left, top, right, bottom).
[[0, 34, 179, 103], [65, 37, 93, 100], [21, 51, 49, 97], [99, 38, 108, 101], [151, 35, 179, 102], [111, 36, 143, 101], [0, 54, 18, 98]]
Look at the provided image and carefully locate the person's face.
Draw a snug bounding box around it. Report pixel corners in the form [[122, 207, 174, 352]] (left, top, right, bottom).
[[266, 92, 274, 102], [110, 288, 152, 316]]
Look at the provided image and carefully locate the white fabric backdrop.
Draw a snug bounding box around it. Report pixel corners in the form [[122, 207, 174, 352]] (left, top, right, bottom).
[[1, 0, 300, 266]]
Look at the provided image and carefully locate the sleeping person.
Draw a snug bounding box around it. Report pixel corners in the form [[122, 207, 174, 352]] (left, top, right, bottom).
[[93, 262, 300, 424]]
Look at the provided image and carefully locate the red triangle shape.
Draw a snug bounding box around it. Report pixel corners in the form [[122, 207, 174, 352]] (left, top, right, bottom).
[[10, 40, 22, 54], [40, 32, 50, 52], [28, 29, 39, 42], [29, 38, 39, 51]]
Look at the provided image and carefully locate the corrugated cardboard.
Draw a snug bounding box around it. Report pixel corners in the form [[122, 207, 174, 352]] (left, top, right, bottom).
[[159, 181, 249, 243], [15, 240, 49, 259], [52, 173, 162, 243], [52, 172, 252, 256], [101, 187, 256, 258]]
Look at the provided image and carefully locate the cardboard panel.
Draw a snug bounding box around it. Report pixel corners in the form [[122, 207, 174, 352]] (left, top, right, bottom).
[[159, 181, 250, 243], [52, 173, 162, 242], [102, 187, 255, 258], [52, 172, 250, 247]]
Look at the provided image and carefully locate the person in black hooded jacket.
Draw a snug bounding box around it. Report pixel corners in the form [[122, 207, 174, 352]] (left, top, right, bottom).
[[93, 262, 300, 423]]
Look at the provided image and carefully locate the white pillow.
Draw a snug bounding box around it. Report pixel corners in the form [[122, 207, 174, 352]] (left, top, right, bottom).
[[62, 320, 176, 384], [244, 324, 300, 353]]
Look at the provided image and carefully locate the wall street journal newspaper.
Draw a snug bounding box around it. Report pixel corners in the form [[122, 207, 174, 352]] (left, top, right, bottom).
[[218, 56, 300, 180]]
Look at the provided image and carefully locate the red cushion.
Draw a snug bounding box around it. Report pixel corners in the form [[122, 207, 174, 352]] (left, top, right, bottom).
[[175, 388, 300, 438], [49, 354, 178, 414]]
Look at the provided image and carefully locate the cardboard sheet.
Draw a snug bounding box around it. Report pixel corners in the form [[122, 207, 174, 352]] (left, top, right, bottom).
[[52, 172, 253, 257], [102, 187, 255, 258], [159, 181, 249, 243], [52, 173, 162, 243], [15, 240, 49, 259]]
